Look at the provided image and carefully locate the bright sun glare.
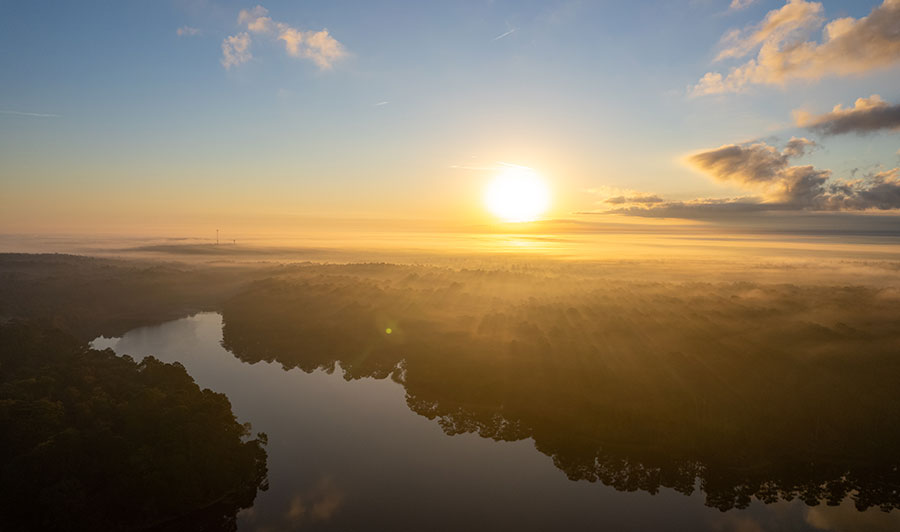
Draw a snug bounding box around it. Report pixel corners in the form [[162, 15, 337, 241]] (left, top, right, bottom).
[[484, 167, 551, 223]]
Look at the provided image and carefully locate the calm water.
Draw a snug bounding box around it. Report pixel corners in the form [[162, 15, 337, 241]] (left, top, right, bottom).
[[93, 313, 900, 531]]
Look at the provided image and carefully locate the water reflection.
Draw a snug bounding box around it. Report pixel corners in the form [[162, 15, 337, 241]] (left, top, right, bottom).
[[102, 311, 899, 531], [218, 271, 900, 515]]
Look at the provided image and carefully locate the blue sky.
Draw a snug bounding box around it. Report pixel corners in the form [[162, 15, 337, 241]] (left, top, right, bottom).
[[1, 0, 899, 234]]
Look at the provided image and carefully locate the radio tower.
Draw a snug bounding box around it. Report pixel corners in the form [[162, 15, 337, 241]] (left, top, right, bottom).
[[216, 229, 219, 245]]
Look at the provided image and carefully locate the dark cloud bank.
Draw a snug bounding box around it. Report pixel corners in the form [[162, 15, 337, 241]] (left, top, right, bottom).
[[796, 95, 900, 136], [604, 138, 900, 219]]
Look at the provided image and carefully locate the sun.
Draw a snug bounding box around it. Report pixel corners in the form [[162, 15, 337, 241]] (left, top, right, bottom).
[[484, 166, 551, 223]]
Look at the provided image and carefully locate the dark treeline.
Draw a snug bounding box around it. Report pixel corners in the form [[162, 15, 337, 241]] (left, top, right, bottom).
[[0, 321, 268, 531], [0, 253, 274, 341], [220, 264, 900, 512]]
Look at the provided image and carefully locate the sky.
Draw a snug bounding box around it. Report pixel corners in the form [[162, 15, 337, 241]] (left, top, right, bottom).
[[1, 0, 899, 238]]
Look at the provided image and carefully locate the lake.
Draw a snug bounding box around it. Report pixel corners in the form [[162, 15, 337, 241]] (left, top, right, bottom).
[[91, 312, 900, 531]]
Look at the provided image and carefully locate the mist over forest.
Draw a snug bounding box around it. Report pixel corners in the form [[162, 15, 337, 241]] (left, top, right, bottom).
[[219, 261, 900, 511], [4, 251, 899, 527]]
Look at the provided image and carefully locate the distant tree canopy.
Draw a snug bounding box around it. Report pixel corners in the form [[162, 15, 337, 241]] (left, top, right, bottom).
[[0, 253, 274, 341], [5, 253, 900, 516], [0, 321, 268, 532], [221, 269, 900, 512]]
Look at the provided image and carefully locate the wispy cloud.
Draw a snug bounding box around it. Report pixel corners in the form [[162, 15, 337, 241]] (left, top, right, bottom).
[[0, 110, 60, 118], [375, 101, 389, 106], [794, 95, 900, 136], [176, 26, 201, 37], [221, 32, 251, 69], [493, 28, 517, 41], [223, 5, 347, 70], [604, 194, 665, 205], [729, 0, 758, 10], [692, 0, 900, 95], [238, 5, 272, 33]]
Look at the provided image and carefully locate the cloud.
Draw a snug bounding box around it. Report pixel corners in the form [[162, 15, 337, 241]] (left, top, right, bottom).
[[687, 137, 819, 196], [598, 139, 900, 217], [282, 28, 346, 69], [221, 32, 251, 69], [604, 194, 664, 205], [687, 139, 900, 210], [0, 110, 60, 118], [224, 5, 347, 70], [714, 0, 824, 62], [176, 26, 201, 37], [238, 6, 273, 33], [692, 0, 900, 95], [600, 198, 778, 218], [586, 186, 668, 210], [795, 94, 900, 136], [823, 168, 900, 210], [729, 0, 759, 10]]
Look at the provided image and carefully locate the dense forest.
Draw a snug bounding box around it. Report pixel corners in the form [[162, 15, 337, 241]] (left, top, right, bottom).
[[0, 253, 273, 341], [0, 320, 268, 531], [4, 253, 900, 517], [220, 263, 900, 511]]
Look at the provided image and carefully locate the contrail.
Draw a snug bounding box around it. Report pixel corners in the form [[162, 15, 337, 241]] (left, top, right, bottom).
[[493, 28, 516, 41], [0, 110, 60, 118]]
